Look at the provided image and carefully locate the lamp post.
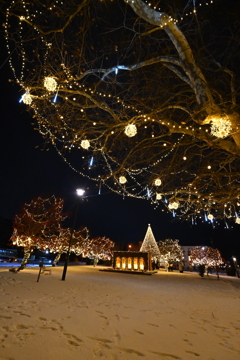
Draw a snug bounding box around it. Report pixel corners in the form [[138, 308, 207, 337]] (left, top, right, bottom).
[[232, 257, 240, 278], [62, 188, 85, 281]]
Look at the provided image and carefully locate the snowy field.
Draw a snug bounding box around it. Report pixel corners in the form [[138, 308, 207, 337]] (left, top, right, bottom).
[[0, 265, 240, 360]]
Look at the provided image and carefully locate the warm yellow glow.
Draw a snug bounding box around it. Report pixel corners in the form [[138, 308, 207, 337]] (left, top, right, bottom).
[[139, 258, 144, 270], [208, 214, 214, 220], [127, 257, 132, 269], [210, 117, 232, 138], [119, 176, 127, 184], [124, 124, 137, 137], [44, 77, 57, 92], [115, 257, 121, 268], [168, 201, 179, 210], [235, 218, 240, 224], [22, 92, 32, 105], [80, 139, 90, 150], [154, 178, 162, 186], [133, 257, 138, 270], [122, 257, 126, 269]]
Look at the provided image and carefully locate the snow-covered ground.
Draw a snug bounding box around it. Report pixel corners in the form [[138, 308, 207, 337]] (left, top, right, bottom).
[[0, 265, 239, 360]]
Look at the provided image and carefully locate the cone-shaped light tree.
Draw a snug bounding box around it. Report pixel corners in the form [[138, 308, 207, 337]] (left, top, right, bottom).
[[140, 224, 160, 261], [4, 0, 240, 223]]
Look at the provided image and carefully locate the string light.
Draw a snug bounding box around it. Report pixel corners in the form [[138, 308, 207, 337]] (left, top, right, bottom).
[[4, 0, 237, 225]]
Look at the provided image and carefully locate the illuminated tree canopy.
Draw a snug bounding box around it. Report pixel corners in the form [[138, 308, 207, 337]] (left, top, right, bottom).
[[189, 246, 224, 267], [158, 238, 184, 263], [4, 0, 240, 223], [10, 196, 67, 270]]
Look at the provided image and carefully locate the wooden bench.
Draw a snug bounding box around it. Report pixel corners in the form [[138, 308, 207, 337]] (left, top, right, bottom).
[[40, 265, 52, 275]]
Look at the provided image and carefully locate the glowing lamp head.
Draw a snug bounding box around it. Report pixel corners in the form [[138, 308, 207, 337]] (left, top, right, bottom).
[[124, 124, 137, 137], [76, 188, 85, 196], [119, 176, 127, 184], [44, 77, 57, 92]]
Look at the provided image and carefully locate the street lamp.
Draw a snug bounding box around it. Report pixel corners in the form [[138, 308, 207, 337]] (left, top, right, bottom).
[[62, 188, 85, 281]]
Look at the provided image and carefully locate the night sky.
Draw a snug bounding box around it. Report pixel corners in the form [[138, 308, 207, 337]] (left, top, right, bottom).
[[1, 2, 240, 260]]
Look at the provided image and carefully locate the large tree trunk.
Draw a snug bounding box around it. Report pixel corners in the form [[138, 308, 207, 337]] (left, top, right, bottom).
[[12, 247, 34, 271], [52, 252, 62, 266]]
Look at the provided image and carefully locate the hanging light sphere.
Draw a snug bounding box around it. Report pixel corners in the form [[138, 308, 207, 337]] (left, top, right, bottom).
[[44, 77, 57, 92], [210, 117, 232, 138], [168, 201, 179, 210], [235, 218, 240, 224], [124, 124, 137, 137], [119, 176, 127, 184], [154, 178, 162, 186], [80, 139, 90, 150], [22, 92, 32, 105], [156, 193, 162, 200], [208, 214, 214, 220]]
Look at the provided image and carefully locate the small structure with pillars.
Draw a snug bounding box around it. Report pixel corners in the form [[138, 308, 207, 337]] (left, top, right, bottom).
[[113, 251, 151, 272]]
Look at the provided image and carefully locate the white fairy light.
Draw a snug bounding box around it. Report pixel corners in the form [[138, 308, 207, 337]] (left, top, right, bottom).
[[124, 124, 137, 137], [210, 117, 232, 138], [80, 139, 90, 150], [208, 214, 214, 220], [22, 92, 32, 105], [119, 176, 127, 184], [44, 77, 57, 92], [154, 178, 162, 186]]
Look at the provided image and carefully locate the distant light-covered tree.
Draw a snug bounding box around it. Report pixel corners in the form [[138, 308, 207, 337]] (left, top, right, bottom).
[[47, 226, 89, 266], [158, 238, 184, 265], [140, 224, 160, 261], [189, 246, 224, 278], [82, 236, 115, 266], [9, 196, 67, 271]]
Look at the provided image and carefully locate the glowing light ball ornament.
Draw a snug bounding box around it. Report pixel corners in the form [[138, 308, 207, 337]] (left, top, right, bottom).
[[168, 201, 179, 210], [154, 178, 162, 186], [80, 139, 90, 150], [235, 218, 240, 224], [208, 214, 214, 221], [124, 124, 137, 137], [210, 117, 232, 138], [119, 176, 127, 184], [44, 77, 57, 92], [156, 193, 162, 200], [22, 92, 32, 105]]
